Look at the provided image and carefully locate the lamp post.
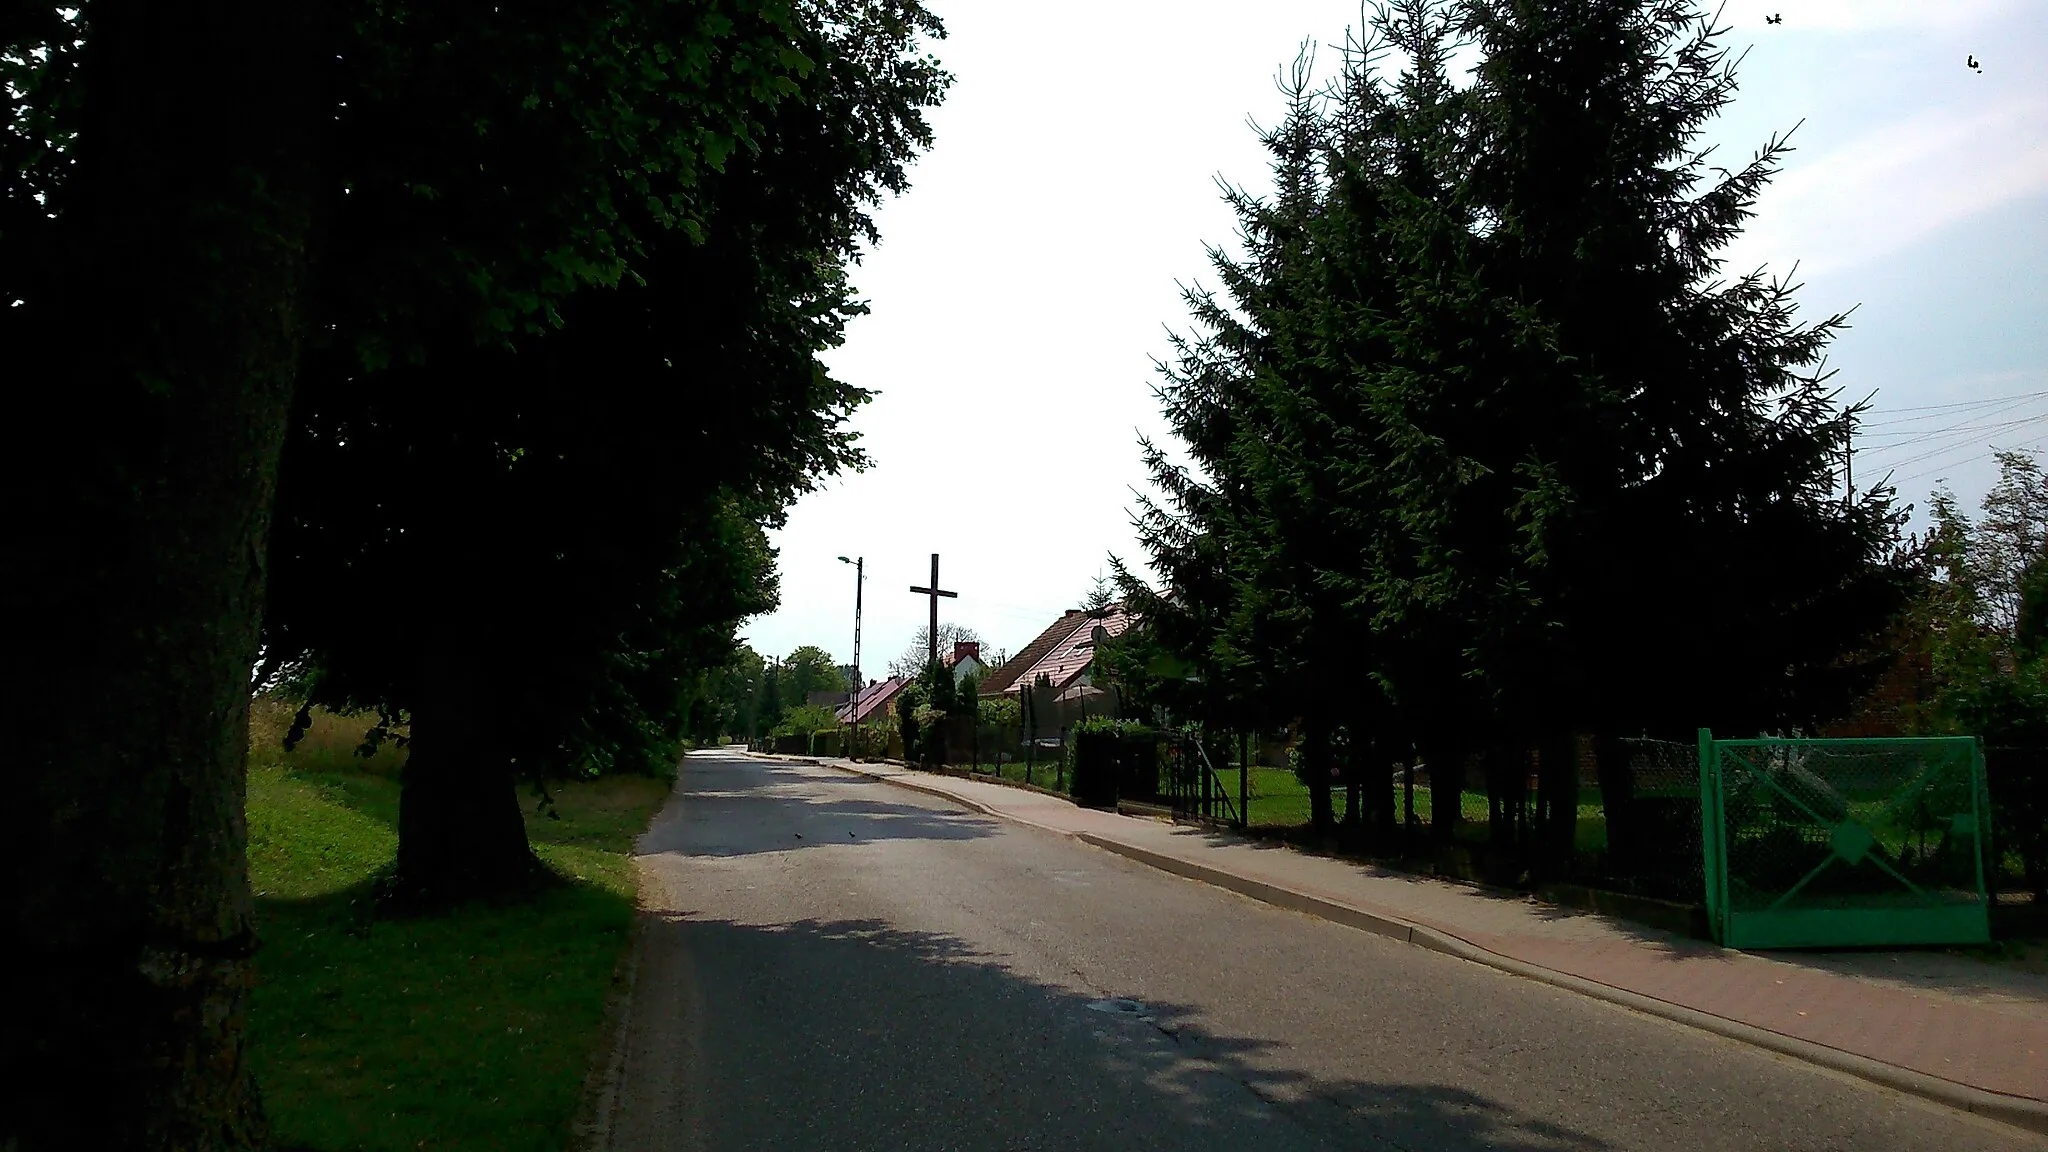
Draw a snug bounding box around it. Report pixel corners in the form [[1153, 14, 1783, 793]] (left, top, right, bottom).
[[838, 555, 863, 758]]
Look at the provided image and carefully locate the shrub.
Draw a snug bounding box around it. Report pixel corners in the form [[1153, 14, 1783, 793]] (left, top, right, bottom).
[[979, 695, 1020, 729], [845, 725, 890, 760], [771, 703, 839, 738], [809, 729, 844, 758]]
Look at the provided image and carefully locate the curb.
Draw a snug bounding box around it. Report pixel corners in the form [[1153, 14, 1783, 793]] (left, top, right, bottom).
[[783, 754, 2048, 1138], [826, 760, 1015, 820], [571, 909, 642, 1152]]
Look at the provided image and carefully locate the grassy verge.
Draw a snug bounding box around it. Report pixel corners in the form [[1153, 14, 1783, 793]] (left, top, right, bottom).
[[246, 702, 670, 1152], [957, 758, 1071, 793], [1209, 767, 1609, 852]]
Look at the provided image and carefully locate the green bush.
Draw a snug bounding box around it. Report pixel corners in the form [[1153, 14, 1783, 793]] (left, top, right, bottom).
[[845, 725, 890, 760], [771, 703, 839, 738], [809, 729, 844, 758], [979, 695, 1021, 728]]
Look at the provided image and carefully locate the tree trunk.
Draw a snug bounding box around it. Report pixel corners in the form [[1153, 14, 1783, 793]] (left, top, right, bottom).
[[1364, 738, 1397, 851], [1303, 725, 1337, 836], [392, 631, 542, 904], [1484, 743, 1515, 850], [1426, 740, 1462, 842], [6, 2, 322, 1145], [1534, 732, 1582, 880]]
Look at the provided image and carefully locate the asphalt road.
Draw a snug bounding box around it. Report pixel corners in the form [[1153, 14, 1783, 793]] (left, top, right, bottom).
[[602, 750, 2045, 1152]]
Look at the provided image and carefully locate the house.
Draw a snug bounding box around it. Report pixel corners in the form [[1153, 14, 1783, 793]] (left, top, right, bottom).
[[835, 677, 906, 726], [978, 604, 1132, 729], [940, 640, 987, 686]]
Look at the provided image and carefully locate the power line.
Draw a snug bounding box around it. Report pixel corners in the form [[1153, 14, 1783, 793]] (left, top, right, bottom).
[[1862, 394, 2048, 439], [1886, 422, 2048, 487], [1863, 411, 2048, 459], [1859, 389, 2048, 422], [1877, 414, 2048, 475]]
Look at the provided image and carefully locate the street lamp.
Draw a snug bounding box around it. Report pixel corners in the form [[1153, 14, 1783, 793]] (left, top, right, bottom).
[[838, 555, 864, 758]]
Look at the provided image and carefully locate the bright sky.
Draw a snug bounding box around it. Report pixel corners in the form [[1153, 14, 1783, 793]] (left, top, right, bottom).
[[743, 0, 2048, 673]]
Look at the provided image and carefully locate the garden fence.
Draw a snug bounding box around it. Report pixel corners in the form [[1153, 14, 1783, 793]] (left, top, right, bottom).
[[1699, 733, 1991, 948]]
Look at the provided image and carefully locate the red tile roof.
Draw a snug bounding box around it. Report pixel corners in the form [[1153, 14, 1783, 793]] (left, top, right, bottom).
[[1003, 607, 1130, 696], [975, 610, 1087, 697], [835, 677, 905, 725]]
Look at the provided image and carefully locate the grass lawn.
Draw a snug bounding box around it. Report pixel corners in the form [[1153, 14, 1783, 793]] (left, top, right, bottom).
[[246, 703, 670, 1152], [1210, 766, 1611, 853], [959, 758, 1072, 793]]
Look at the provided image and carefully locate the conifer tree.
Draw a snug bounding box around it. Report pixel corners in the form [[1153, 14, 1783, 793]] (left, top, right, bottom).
[[1124, 0, 1905, 855]]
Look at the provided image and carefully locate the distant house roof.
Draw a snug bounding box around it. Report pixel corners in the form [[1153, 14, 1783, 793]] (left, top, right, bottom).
[[1010, 607, 1130, 696], [835, 677, 905, 726], [976, 610, 1087, 697], [980, 606, 1132, 698]]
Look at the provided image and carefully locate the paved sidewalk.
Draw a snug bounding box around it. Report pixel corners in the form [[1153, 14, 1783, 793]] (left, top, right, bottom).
[[773, 754, 2048, 1131]]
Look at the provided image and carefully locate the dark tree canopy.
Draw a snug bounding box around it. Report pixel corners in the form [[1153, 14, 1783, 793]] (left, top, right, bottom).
[[1119, 0, 1903, 842], [259, 0, 949, 899], [3, 1, 946, 1139]]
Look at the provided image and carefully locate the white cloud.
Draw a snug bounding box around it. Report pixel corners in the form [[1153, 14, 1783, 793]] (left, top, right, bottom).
[[1724, 96, 2048, 276]]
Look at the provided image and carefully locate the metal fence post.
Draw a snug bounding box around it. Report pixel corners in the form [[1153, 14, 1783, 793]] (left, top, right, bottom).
[[1696, 728, 1720, 943]]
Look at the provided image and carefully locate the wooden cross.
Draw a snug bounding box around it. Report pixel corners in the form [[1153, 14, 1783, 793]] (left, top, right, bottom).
[[908, 552, 957, 672]]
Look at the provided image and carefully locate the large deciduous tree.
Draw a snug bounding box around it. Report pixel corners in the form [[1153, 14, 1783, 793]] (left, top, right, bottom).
[[4, 0, 946, 1138], [5, 2, 326, 1145], [261, 0, 948, 901], [887, 622, 985, 680]]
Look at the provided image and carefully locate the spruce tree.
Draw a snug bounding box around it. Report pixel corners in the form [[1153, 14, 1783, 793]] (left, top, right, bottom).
[[1126, 0, 1905, 855]]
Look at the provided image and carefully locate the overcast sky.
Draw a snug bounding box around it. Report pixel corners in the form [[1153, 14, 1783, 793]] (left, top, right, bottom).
[[742, 0, 2048, 674]]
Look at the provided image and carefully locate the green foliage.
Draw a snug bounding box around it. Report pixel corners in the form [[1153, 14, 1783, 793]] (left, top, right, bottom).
[[1120, 0, 1903, 768], [257, 0, 951, 835], [919, 658, 955, 714], [1082, 572, 1115, 616], [895, 676, 925, 758], [978, 694, 1021, 729], [781, 645, 846, 703], [844, 724, 890, 760], [1909, 454, 2048, 745], [771, 703, 839, 738], [1070, 714, 1124, 737]]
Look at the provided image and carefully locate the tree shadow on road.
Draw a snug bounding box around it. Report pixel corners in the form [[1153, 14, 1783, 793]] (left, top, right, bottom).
[[617, 911, 1614, 1152]]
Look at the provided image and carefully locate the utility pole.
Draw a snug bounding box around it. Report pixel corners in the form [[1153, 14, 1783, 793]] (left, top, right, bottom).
[[839, 555, 863, 756], [1846, 390, 1875, 508], [908, 553, 957, 672], [1846, 415, 1854, 507]]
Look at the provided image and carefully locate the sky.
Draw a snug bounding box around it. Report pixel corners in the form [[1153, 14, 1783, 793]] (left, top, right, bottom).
[[742, 0, 2048, 675]]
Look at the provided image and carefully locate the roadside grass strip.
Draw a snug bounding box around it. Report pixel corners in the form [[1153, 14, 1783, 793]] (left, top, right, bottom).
[[246, 710, 667, 1152]]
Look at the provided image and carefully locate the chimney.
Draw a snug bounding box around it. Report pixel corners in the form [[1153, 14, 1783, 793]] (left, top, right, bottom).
[[953, 640, 980, 663]]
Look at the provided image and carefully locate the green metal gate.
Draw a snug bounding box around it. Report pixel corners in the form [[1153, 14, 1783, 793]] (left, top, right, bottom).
[[1698, 730, 1991, 949]]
